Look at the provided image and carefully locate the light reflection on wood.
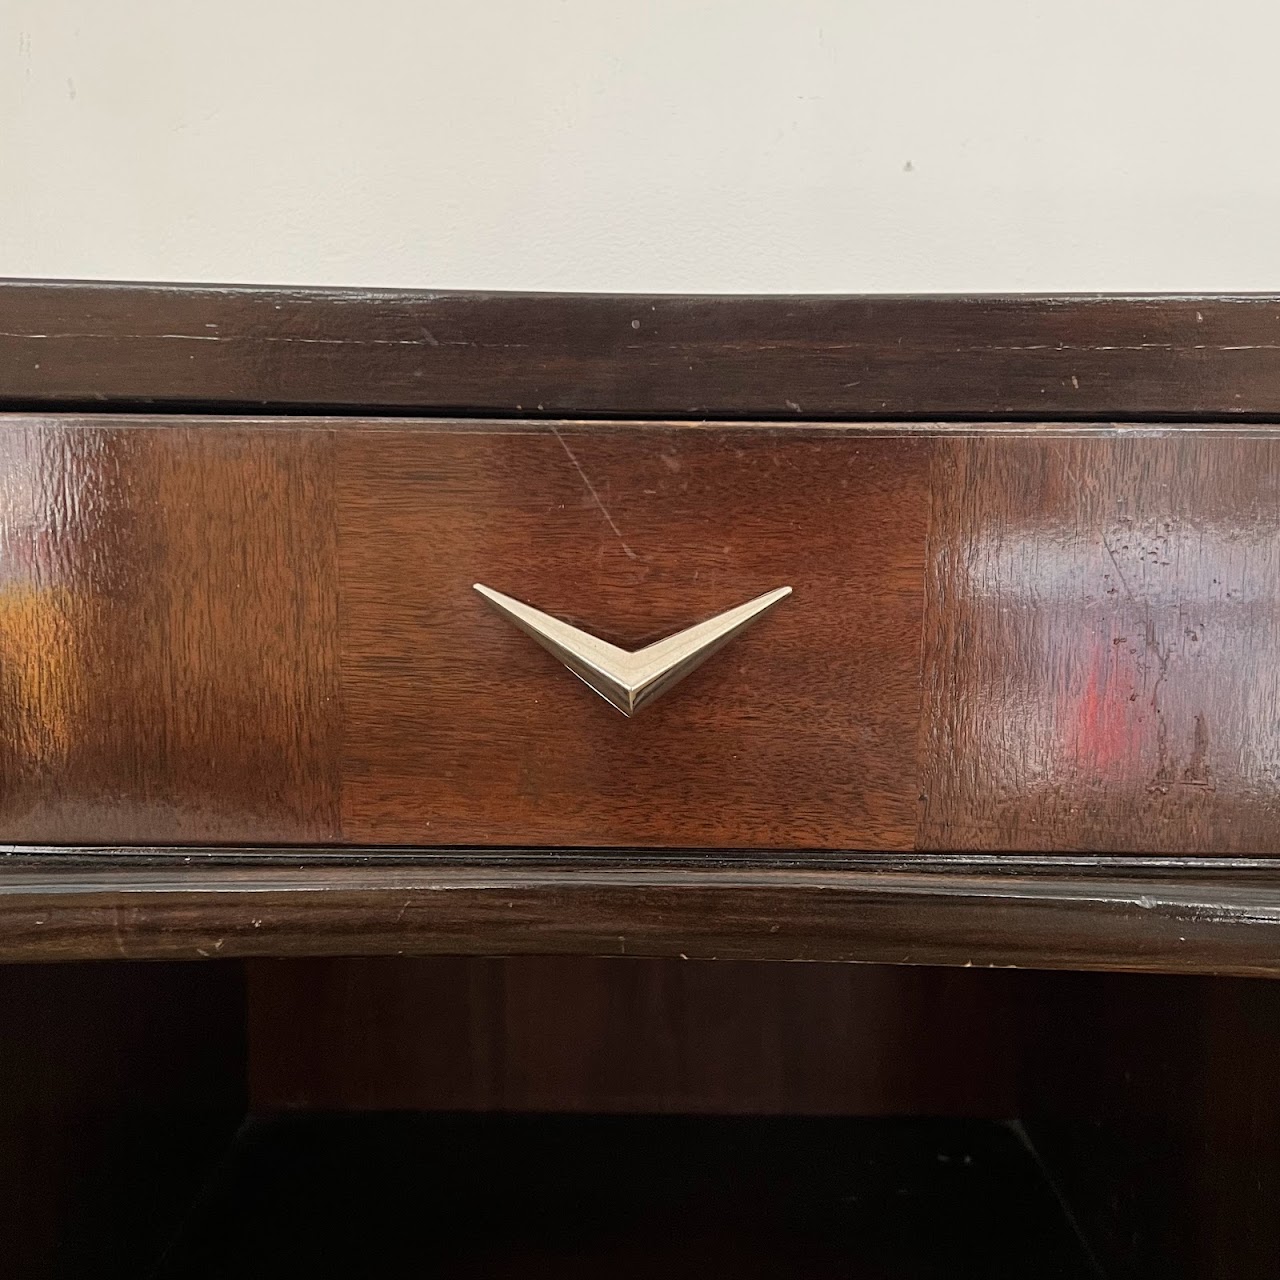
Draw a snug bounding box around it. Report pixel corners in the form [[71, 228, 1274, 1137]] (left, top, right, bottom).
[[921, 433, 1280, 853]]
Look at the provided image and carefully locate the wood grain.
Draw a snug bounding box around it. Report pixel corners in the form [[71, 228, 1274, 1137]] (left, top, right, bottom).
[[247, 957, 1015, 1117], [4, 418, 1280, 855], [0, 420, 340, 842], [1020, 970, 1280, 1280], [5, 282, 1280, 419], [0, 960, 245, 1278], [338, 424, 927, 848], [4, 854, 1280, 974], [921, 432, 1280, 853]]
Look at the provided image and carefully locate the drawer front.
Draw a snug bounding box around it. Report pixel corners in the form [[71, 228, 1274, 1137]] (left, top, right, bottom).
[[1, 418, 1278, 854], [339, 425, 926, 848]]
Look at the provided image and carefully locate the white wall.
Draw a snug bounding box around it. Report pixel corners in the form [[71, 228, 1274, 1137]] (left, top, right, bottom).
[[4, 1, 1279, 293]]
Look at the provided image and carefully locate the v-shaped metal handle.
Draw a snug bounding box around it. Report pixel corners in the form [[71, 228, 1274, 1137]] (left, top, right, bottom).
[[474, 584, 791, 716]]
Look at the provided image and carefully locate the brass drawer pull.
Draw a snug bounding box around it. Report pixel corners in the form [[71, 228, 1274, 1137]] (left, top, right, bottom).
[[474, 584, 791, 716]]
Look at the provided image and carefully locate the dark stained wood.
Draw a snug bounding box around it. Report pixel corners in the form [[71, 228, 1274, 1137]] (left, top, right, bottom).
[[248, 957, 1015, 1117], [920, 432, 1280, 853], [5, 283, 1280, 419], [1019, 970, 1280, 1280], [338, 424, 926, 848], [4, 418, 1280, 856], [8, 286, 1280, 1273], [0, 420, 341, 843], [0, 960, 246, 1278], [3, 853, 1280, 974]]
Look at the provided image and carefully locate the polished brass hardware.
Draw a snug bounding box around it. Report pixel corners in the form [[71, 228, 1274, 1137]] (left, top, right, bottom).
[[474, 584, 791, 716]]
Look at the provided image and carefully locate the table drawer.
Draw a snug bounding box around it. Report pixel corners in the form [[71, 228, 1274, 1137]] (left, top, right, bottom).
[[1, 417, 1277, 854]]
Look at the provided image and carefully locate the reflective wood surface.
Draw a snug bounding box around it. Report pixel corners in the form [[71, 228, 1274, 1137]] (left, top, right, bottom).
[[2, 417, 1279, 854], [921, 432, 1280, 853], [0, 421, 340, 843]]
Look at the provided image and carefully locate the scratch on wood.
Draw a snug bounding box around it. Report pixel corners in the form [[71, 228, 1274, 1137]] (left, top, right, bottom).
[[0, 331, 476, 348], [550, 427, 639, 560], [975, 342, 1280, 354], [1100, 533, 1137, 603]]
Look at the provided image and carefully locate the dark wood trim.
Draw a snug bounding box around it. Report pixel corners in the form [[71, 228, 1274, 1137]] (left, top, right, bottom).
[[0, 961, 246, 1277], [4, 281, 1280, 419], [3, 852, 1278, 974]]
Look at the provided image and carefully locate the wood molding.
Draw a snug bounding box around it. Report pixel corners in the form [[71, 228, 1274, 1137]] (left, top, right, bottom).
[[3, 853, 1279, 974], [4, 281, 1280, 418]]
